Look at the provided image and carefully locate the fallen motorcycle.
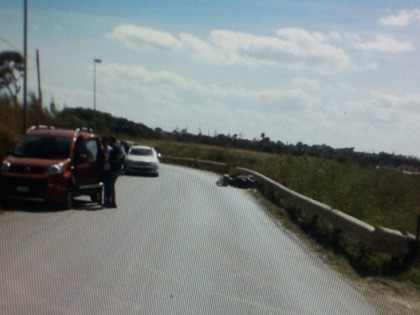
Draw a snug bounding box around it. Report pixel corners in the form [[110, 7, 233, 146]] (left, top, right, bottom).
[[216, 174, 256, 189]]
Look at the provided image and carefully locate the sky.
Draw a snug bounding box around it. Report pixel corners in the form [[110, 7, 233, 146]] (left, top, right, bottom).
[[1, 0, 420, 157]]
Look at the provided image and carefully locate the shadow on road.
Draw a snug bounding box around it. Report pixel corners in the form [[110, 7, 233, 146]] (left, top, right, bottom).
[[122, 172, 159, 178], [0, 198, 104, 213]]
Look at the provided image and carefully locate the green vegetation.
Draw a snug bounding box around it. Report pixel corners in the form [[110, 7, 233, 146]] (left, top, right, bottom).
[[0, 96, 419, 284], [142, 140, 420, 235], [1, 97, 418, 235], [147, 140, 420, 285], [0, 51, 24, 107], [145, 140, 419, 285]]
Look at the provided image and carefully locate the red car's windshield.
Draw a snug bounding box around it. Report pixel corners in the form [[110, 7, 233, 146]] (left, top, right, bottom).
[[13, 135, 71, 159]]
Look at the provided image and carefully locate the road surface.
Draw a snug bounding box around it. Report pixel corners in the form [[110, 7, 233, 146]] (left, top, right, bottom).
[[0, 164, 378, 314]]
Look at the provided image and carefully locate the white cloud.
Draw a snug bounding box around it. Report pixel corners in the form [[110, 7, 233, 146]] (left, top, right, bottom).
[[343, 91, 420, 126], [352, 34, 414, 53], [209, 28, 352, 73], [94, 62, 319, 119], [107, 24, 183, 52], [108, 24, 415, 76], [107, 24, 353, 74], [178, 33, 221, 62], [77, 62, 325, 139], [379, 9, 420, 27], [290, 77, 321, 90]]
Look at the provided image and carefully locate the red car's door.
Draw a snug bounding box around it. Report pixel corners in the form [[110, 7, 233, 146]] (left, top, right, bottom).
[[73, 138, 104, 190]]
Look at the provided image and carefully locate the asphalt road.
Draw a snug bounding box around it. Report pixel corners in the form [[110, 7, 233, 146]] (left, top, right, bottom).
[[0, 164, 378, 314]]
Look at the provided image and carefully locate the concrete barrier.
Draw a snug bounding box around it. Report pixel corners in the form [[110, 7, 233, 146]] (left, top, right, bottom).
[[237, 167, 417, 257], [160, 158, 417, 257], [372, 227, 416, 257]]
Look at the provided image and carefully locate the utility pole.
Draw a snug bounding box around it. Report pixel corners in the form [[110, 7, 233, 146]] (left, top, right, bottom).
[[36, 49, 42, 109], [23, 0, 28, 133], [416, 215, 420, 256]]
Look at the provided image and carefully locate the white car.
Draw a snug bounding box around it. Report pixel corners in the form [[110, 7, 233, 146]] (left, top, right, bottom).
[[124, 145, 160, 177]]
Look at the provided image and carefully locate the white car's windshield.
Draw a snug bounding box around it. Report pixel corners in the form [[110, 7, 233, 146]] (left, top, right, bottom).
[[129, 148, 153, 156]]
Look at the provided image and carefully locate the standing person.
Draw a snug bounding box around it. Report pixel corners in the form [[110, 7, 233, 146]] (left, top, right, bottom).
[[101, 136, 111, 206], [104, 136, 123, 208]]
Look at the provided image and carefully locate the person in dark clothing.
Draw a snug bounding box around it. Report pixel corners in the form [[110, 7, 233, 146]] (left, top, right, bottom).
[[101, 136, 111, 206], [103, 136, 123, 208]]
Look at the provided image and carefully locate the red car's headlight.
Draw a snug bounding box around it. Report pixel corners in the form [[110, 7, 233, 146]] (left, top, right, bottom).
[[1, 160, 11, 172], [46, 162, 67, 175]]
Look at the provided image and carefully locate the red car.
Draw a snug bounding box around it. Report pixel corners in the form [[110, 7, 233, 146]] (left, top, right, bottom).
[[0, 125, 105, 209]]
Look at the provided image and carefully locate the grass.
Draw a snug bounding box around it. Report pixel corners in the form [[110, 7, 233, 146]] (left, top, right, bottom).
[[141, 139, 420, 235], [252, 189, 420, 315]]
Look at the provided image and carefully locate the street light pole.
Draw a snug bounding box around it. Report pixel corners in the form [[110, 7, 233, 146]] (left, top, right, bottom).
[[93, 58, 101, 111]]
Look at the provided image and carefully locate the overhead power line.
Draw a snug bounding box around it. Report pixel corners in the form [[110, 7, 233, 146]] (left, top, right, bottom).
[[0, 34, 20, 51]]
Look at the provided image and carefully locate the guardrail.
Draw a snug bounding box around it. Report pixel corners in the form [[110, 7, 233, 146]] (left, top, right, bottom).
[[161, 156, 418, 257]]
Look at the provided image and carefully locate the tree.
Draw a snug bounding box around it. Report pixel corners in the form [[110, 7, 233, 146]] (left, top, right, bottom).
[[0, 51, 24, 106]]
